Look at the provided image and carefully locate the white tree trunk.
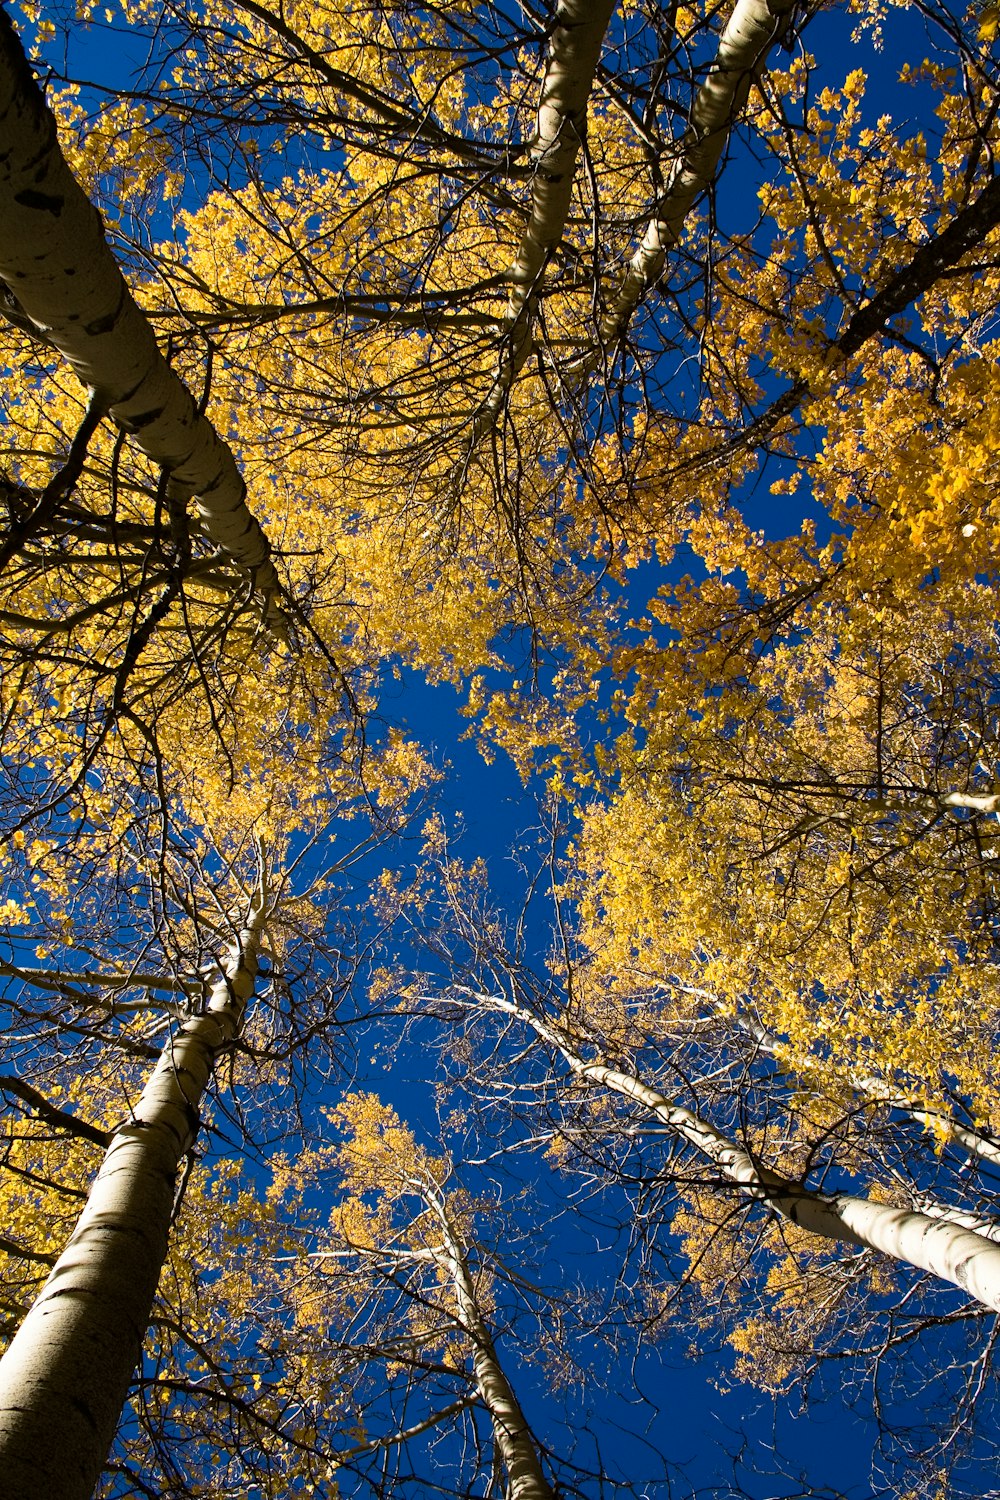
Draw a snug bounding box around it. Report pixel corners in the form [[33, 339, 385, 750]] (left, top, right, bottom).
[[462, 0, 615, 457], [430, 1197, 555, 1500], [0, 890, 267, 1500], [910, 1195, 1000, 1245], [0, 13, 282, 613], [507, 0, 617, 330], [585, 1064, 1000, 1311], [581, 0, 794, 363], [321, 1219, 551, 1500], [477, 994, 1000, 1313]]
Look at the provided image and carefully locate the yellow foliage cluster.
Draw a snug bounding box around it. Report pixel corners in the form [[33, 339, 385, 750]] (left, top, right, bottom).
[[4, 2, 1000, 1492]]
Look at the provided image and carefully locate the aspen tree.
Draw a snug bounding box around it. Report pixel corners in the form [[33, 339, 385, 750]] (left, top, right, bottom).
[[390, 820, 1000, 1484], [0, 10, 282, 617], [3, 0, 1000, 1493], [459, 0, 616, 461], [0, 865, 268, 1500], [0, 726, 436, 1495], [468, 993, 1000, 1314], [576, 0, 798, 367], [575, 583, 1000, 1133], [416, 1172, 555, 1500], [300, 1097, 557, 1500]]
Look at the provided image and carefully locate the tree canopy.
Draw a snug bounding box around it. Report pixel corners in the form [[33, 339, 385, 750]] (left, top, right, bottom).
[[2, 0, 1000, 1496]]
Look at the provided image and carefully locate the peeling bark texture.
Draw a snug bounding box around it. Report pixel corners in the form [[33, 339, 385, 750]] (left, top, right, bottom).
[[479, 994, 1000, 1313], [0, 894, 266, 1500], [0, 12, 283, 614], [584, 0, 795, 364], [460, 0, 615, 461]]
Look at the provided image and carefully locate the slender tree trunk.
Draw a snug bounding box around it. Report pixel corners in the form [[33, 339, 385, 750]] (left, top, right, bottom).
[[0, 891, 267, 1500], [508, 0, 618, 328], [581, 1059, 1000, 1311], [579, 0, 795, 365], [460, 0, 615, 464], [425, 1187, 554, 1500], [0, 11, 281, 614], [479, 994, 1000, 1312]]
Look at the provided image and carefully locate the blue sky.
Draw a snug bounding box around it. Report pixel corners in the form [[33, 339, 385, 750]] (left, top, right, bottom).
[[5, 2, 1000, 1495]]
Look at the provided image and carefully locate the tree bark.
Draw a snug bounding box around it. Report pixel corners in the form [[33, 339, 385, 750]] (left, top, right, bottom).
[[0, 11, 282, 616], [479, 994, 1000, 1313], [427, 1190, 554, 1500], [585, 1062, 1000, 1311], [0, 889, 267, 1500], [578, 0, 795, 368], [505, 0, 620, 327], [460, 0, 616, 464]]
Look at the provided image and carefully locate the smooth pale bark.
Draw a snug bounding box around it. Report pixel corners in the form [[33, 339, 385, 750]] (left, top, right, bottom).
[[911, 1196, 1000, 1245], [332, 1169, 554, 1499], [0, 893, 266, 1500], [506, 0, 618, 337], [799, 1065, 1000, 1173], [583, 1060, 1000, 1311], [925, 789, 1000, 815], [579, 0, 794, 365], [479, 994, 1000, 1312], [0, 13, 281, 613], [423, 1187, 554, 1500], [909, 1113, 1000, 1170], [462, 0, 615, 458]]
